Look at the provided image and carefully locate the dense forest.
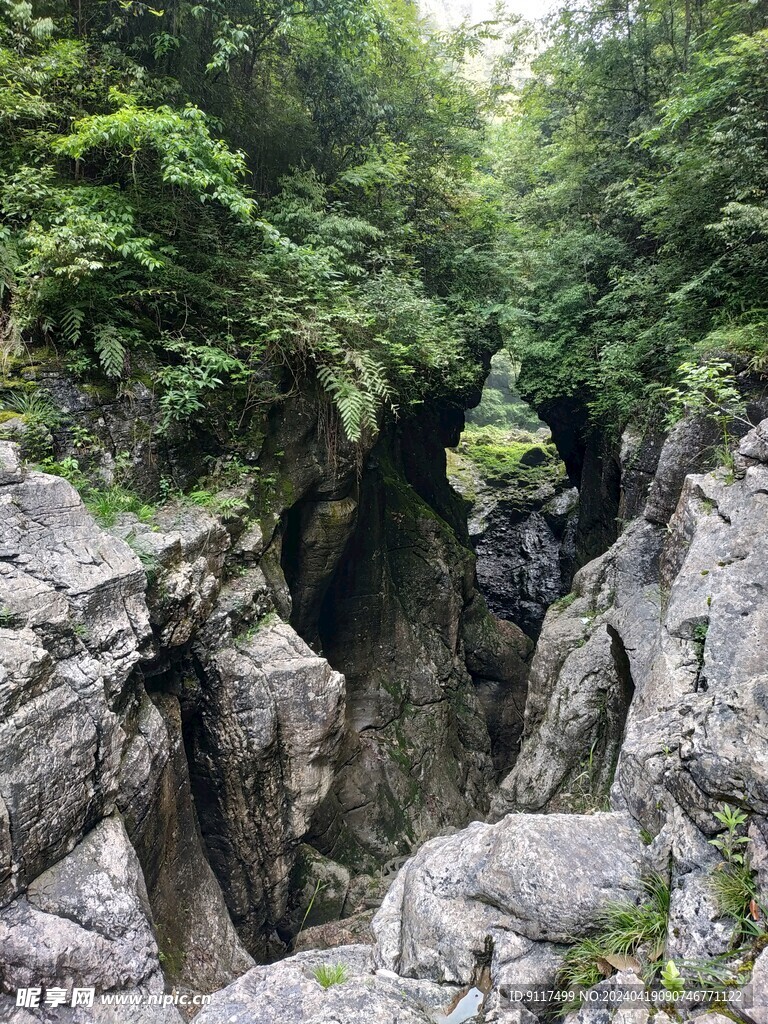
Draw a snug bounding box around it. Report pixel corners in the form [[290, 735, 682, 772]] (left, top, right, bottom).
[[2, 0, 768, 456]]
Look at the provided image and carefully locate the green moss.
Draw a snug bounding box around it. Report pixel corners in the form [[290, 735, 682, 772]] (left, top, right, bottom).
[[456, 425, 564, 491]]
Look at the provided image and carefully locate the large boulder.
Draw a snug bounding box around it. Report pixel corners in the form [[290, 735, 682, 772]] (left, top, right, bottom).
[[0, 816, 171, 1005], [193, 947, 460, 1024], [373, 812, 648, 984]]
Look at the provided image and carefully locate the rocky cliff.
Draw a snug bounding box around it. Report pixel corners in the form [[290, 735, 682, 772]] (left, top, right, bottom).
[[0, 378, 530, 1014], [1, 378, 767, 1024]]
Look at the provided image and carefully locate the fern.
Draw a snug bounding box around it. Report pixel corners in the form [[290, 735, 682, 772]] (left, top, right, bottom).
[[60, 305, 86, 347], [316, 350, 394, 442], [93, 324, 126, 379]]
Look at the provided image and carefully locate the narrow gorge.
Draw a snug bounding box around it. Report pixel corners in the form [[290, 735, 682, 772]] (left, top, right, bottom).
[[1, 0, 768, 1022]]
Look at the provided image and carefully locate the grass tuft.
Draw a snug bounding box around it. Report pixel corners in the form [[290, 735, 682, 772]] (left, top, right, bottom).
[[312, 963, 348, 989]]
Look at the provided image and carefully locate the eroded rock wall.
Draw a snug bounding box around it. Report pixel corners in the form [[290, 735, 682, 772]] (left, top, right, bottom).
[[0, 380, 531, 995]]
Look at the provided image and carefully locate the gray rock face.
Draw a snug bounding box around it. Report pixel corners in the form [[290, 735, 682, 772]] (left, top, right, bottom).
[[281, 844, 351, 938], [185, 617, 346, 957], [373, 812, 646, 984], [473, 493, 579, 639], [304, 440, 503, 866], [193, 947, 456, 1024], [0, 451, 253, 997], [448, 433, 578, 639], [0, 461, 151, 903], [496, 418, 768, 831], [128, 694, 254, 992], [746, 946, 768, 1024], [0, 816, 165, 997]]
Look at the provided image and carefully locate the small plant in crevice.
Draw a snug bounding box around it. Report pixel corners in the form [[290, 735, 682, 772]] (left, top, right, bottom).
[[692, 620, 709, 668], [0, 607, 19, 628], [185, 489, 248, 521], [312, 962, 348, 989], [559, 873, 671, 992], [84, 486, 155, 527], [1, 389, 61, 427], [37, 456, 156, 528], [551, 591, 578, 613], [125, 537, 161, 586], [660, 959, 685, 994], [708, 804, 766, 939], [296, 879, 328, 940]]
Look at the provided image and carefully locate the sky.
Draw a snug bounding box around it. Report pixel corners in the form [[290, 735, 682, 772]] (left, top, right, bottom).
[[419, 0, 557, 27]]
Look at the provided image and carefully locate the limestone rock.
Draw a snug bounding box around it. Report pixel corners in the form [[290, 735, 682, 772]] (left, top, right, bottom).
[[373, 812, 647, 983], [0, 816, 162, 994], [497, 417, 768, 831], [0, 465, 152, 902], [0, 441, 23, 486], [116, 506, 231, 650], [193, 948, 442, 1024], [127, 694, 254, 993], [184, 617, 346, 956], [644, 415, 722, 525], [745, 946, 768, 1024], [292, 909, 375, 951], [281, 845, 351, 938], [306, 441, 497, 865]]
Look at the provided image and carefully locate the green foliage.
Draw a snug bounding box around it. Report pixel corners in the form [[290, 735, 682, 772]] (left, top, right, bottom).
[[0, 0, 513, 443], [38, 456, 155, 527], [53, 100, 254, 220], [456, 425, 564, 492], [709, 804, 751, 866], [559, 873, 671, 990], [311, 963, 348, 989], [499, 0, 768, 432], [708, 803, 766, 938], [467, 350, 542, 431], [1, 389, 60, 426], [660, 959, 685, 994], [184, 489, 247, 521], [657, 361, 745, 430]]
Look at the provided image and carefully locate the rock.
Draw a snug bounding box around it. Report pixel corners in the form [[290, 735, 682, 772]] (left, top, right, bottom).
[[492, 517, 662, 817], [745, 946, 768, 1024], [644, 415, 722, 525], [618, 426, 665, 523], [292, 909, 375, 951], [183, 617, 346, 957], [305, 429, 498, 865], [117, 506, 231, 650], [0, 816, 163, 994], [127, 694, 254, 993], [283, 495, 359, 644], [0, 441, 22, 486], [281, 845, 351, 939], [738, 416, 768, 463], [485, 1011, 538, 1024], [193, 949, 439, 1024], [497, 417, 768, 830], [462, 596, 533, 775], [0, 469, 152, 903], [0, 460, 252, 995], [373, 812, 647, 983]]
